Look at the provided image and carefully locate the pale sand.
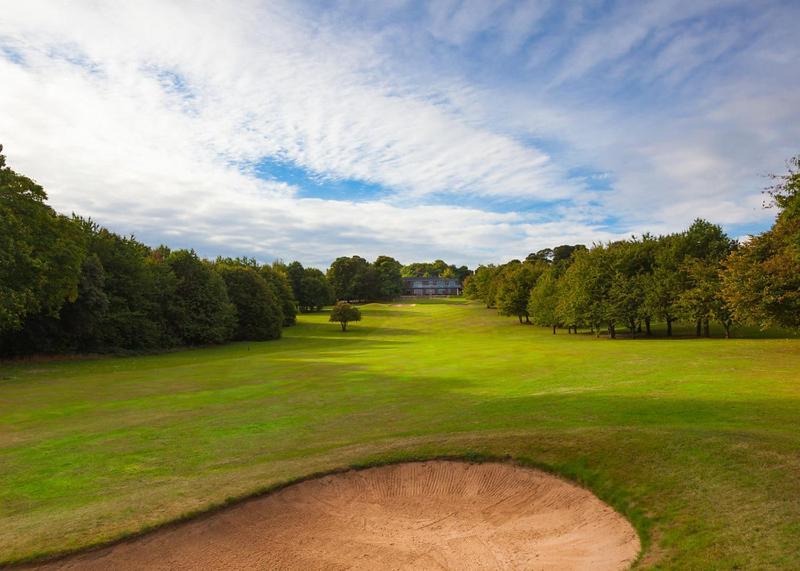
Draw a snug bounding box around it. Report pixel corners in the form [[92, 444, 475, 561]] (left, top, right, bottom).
[[31, 461, 640, 570]]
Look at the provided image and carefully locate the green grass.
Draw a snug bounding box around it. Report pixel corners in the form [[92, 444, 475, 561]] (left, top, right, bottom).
[[1, 299, 799, 568]]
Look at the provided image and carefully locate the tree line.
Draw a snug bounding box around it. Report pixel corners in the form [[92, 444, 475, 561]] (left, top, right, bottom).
[[0, 145, 474, 355], [0, 146, 310, 356], [465, 156, 799, 338]]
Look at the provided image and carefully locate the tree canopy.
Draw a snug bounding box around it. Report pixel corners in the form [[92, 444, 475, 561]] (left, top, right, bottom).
[[329, 301, 361, 331]]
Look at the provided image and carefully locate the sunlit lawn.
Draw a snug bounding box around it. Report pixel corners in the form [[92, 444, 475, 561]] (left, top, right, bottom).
[[1, 299, 799, 568]]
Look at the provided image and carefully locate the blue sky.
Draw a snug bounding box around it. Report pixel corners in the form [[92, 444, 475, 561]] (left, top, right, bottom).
[[1, 1, 798, 267]]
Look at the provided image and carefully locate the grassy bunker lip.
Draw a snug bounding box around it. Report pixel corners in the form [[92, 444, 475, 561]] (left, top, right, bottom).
[[17, 457, 641, 570]]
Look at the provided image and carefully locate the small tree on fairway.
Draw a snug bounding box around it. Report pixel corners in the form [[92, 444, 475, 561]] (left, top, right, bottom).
[[329, 301, 361, 331]]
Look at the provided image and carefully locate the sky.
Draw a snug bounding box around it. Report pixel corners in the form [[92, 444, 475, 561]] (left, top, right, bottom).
[[1, 0, 798, 268]]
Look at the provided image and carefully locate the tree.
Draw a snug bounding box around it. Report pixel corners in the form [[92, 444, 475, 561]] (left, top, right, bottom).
[[285, 261, 305, 301], [261, 264, 297, 326], [401, 260, 471, 282], [496, 262, 546, 323], [329, 301, 361, 331], [216, 263, 283, 341], [327, 256, 373, 301], [556, 245, 613, 336], [373, 255, 403, 300], [78, 220, 165, 349], [528, 268, 559, 333], [721, 156, 800, 330], [299, 268, 334, 311], [644, 234, 684, 336], [677, 220, 735, 336], [167, 250, 236, 344], [606, 239, 653, 337], [0, 145, 86, 335], [469, 265, 500, 308]]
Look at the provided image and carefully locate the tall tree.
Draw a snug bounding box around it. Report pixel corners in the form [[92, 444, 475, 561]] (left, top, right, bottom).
[[167, 250, 236, 345], [327, 256, 373, 301], [216, 263, 283, 341], [261, 264, 297, 326], [0, 145, 86, 335], [678, 220, 735, 336], [721, 156, 800, 329], [528, 268, 560, 333], [496, 262, 546, 323], [373, 255, 403, 300], [299, 267, 334, 312]]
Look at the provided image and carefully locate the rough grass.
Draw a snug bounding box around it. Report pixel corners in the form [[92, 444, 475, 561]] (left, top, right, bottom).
[[1, 299, 799, 568]]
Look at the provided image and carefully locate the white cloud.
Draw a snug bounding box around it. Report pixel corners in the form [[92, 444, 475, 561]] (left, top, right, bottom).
[[0, 0, 797, 267]]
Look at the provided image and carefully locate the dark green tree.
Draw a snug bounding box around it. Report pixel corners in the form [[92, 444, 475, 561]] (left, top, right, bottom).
[[261, 264, 297, 326], [528, 268, 560, 333], [216, 264, 282, 341], [373, 255, 403, 300], [0, 145, 86, 335], [167, 250, 236, 344], [496, 261, 546, 323], [722, 156, 800, 330], [329, 301, 361, 331], [299, 268, 334, 311]]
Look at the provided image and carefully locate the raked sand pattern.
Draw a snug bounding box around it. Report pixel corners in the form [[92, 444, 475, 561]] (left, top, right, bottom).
[[30, 461, 640, 570]]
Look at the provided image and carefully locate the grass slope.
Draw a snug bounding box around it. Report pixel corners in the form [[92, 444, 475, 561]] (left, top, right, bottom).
[[1, 300, 799, 568]]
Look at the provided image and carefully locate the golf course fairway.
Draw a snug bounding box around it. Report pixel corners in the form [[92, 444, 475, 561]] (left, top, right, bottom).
[[1, 300, 799, 569]]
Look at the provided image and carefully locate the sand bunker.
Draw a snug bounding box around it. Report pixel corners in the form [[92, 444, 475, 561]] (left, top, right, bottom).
[[33, 461, 640, 570]]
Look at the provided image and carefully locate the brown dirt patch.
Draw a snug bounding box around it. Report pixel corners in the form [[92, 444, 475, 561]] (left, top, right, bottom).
[[30, 461, 640, 570]]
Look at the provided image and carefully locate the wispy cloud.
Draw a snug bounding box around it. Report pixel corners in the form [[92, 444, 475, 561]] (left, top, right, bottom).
[[0, 0, 797, 266]]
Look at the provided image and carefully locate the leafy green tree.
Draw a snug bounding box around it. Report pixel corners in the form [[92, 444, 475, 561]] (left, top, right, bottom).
[[528, 268, 559, 333], [496, 262, 546, 323], [216, 264, 282, 341], [462, 274, 477, 298], [299, 268, 334, 311], [58, 254, 110, 350], [469, 265, 500, 308], [557, 246, 613, 336], [644, 234, 684, 336], [722, 156, 800, 330], [677, 220, 735, 336], [285, 261, 305, 301], [329, 301, 361, 331], [327, 256, 374, 301], [0, 145, 86, 334], [78, 220, 164, 349], [373, 255, 403, 300], [167, 250, 236, 344], [606, 239, 654, 337], [260, 264, 297, 326], [401, 260, 471, 282]]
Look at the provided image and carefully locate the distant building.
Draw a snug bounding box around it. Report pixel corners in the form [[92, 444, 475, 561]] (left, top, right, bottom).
[[402, 277, 461, 296]]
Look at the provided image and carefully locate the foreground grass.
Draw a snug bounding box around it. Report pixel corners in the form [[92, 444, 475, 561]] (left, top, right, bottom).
[[1, 300, 799, 568]]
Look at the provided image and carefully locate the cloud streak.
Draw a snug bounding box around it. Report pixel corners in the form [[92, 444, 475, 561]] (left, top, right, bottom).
[[1, 0, 797, 267]]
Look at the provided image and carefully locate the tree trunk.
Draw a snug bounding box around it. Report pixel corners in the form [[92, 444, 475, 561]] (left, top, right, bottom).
[[609, 324, 616, 339], [724, 321, 731, 339], [636, 321, 642, 334], [703, 317, 710, 338], [667, 318, 673, 337], [645, 317, 652, 336], [552, 324, 556, 335], [696, 318, 702, 337], [341, 322, 347, 331]]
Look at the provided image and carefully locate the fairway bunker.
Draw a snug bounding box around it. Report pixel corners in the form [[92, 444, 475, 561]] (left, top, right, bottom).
[[35, 461, 639, 570]]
